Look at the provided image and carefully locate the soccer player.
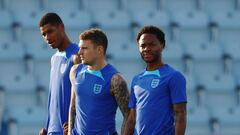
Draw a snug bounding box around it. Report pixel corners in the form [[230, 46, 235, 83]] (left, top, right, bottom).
[[38, 12, 79, 135], [124, 25, 187, 135], [67, 28, 130, 135]]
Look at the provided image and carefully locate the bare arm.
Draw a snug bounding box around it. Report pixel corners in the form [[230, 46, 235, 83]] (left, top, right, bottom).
[[174, 103, 187, 135], [123, 109, 136, 135], [67, 65, 78, 135], [110, 73, 130, 135]]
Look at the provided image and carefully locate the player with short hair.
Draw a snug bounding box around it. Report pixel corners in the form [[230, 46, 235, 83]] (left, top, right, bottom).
[[39, 12, 79, 135], [124, 25, 187, 135], [67, 28, 130, 135]]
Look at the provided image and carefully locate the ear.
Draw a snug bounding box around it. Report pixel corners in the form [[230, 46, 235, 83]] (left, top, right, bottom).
[[98, 46, 104, 55], [59, 23, 65, 30]]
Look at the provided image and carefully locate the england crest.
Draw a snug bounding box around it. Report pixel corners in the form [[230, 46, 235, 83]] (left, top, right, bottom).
[[93, 84, 102, 94], [151, 79, 159, 88], [60, 63, 67, 74]]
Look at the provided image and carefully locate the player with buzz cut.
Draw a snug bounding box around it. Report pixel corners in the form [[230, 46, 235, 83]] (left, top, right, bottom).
[[124, 25, 187, 135], [38, 12, 79, 135], [67, 28, 130, 135]]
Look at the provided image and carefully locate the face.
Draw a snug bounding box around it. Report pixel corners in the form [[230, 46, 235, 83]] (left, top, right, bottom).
[[77, 39, 99, 66], [40, 23, 64, 50], [138, 33, 164, 63]]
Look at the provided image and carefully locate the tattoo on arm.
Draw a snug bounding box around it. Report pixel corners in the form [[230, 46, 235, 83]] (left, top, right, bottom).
[[110, 74, 130, 135]]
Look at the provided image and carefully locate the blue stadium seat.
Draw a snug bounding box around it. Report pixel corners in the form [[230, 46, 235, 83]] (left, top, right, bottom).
[[45, 0, 80, 12], [108, 41, 139, 60], [164, 0, 197, 12], [172, 10, 210, 43], [8, 0, 41, 11], [124, 0, 157, 12], [112, 60, 144, 87], [0, 41, 25, 61], [1, 73, 38, 107], [211, 107, 240, 135], [204, 0, 235, 14], [0, 10, 13, 42], [222, 42, 240, 76], [210, 11, 240, 43], [183, 73, 197, 109], [93, 10, 131, 43], [187, 106, 211, 135], [162, 42, 184, 72], [84, 0, 119, 12], [197, 73, 236, 110], [13, 10, 44, 29], [131, 10, 170, 36], [7, 106, 46, 135], [34, 61, 51, 90], [25, 42, 55, 62], [184, 42, 223, 75]]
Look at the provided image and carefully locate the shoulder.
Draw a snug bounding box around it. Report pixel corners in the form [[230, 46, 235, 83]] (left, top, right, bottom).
[[111, 73, 126, 84], [110, 73, 129, 95], [70, 64, 82, 81], [169, 70, 186, 84]]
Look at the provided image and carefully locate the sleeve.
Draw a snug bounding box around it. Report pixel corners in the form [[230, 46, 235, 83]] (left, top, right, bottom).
[[169, 71, 187, 104], [128, 78, 137, 108]]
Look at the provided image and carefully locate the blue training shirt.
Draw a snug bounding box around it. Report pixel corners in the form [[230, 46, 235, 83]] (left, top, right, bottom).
[[46, 43, 79, 134], [129, 64, 187, 135], [72, 64, 118, 135]]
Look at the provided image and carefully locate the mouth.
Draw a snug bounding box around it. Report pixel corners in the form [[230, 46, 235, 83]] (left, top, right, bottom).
[[143, 53, 152, 58], [47, 41, 54, 46]]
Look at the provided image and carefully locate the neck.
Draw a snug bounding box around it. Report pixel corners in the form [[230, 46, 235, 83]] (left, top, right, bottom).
[[88, 58, 107, 71], [146, 60, 164, 71], [58, 36, 71, 52]]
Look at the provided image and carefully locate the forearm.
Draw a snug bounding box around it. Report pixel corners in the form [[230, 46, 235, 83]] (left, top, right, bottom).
[[123, 116, 135, 135], [68, 104, 76, 135], [175, 112, 186, 135]]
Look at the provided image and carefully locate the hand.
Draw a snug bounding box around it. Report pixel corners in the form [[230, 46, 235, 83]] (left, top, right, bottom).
[[63, 122, 68, 135], [39, 128, 47, 135]]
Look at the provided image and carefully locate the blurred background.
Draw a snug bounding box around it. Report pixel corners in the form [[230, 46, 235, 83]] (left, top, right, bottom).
[[0, 0, 240, 135]]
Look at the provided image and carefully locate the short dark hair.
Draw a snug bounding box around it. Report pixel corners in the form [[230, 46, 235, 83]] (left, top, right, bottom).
[[137, 25, 165, 48], [39, 12, 63, 27], [80, 28, 108, 55]]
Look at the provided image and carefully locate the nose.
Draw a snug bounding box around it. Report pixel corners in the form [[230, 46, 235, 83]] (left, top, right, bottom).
[[143, 45, 150, 52], [78, 48, 83, 55]]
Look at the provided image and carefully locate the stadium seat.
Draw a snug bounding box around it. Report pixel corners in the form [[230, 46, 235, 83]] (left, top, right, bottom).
[[184, 41, 223, 75], [222, 42, 240, 76], [13, 10, 44, 29], [92, 10, 132, 43], [44, 0, 80, 12], [197, 73, 236, 110], [84, 0, 120, 12], [0, 9, 13, 42], [112, 60, 145, 87], [0, 41, 25, 61], [211, 107, 240, 135], [131, 10, 170, 36], [7, 0, 40, 11], [108, 41, 139, 60], [164, 0, 197, 13], [24, 39, 57, 62], [6, 106, 47, 135], [162, 41, 184, 72], [171, 10, 210, 43], [1, 73, 38, 107], [123, 0, 158, 12], [187, 106, 211, 135], [210, 11, 240, 43], [204, 0, 235, 14]]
